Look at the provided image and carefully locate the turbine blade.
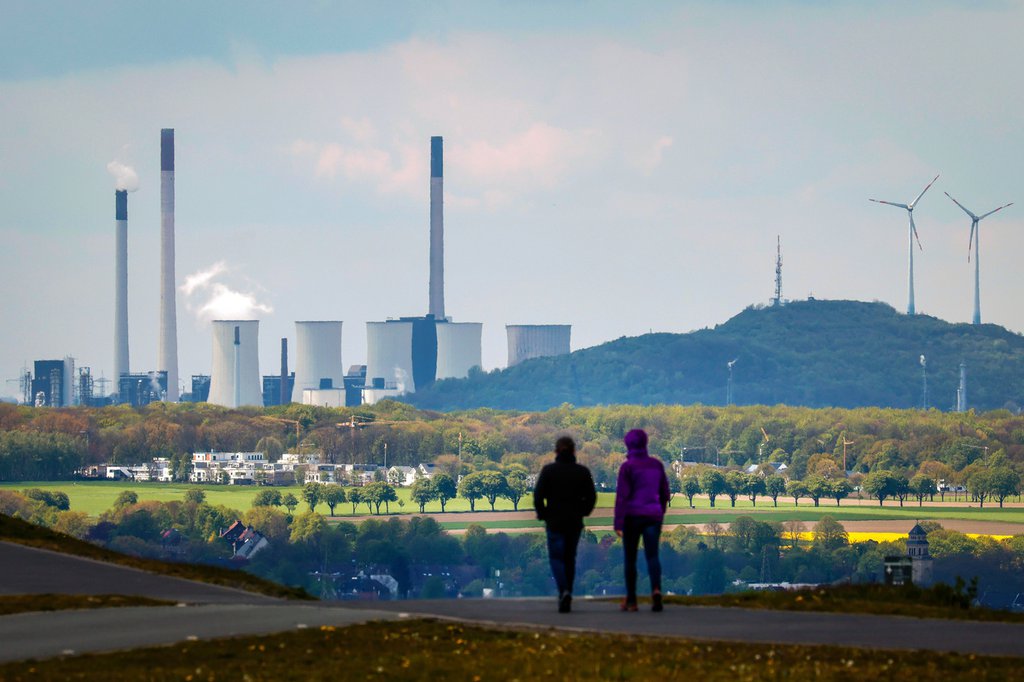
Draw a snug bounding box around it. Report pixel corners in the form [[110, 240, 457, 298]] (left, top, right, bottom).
[[979, 202, 1014, 220], [945, 191, 978, 220], [910, 174, 940, 208], [869, 199, 909, 209], [910, 213, 922, 250], [968, 221, 976, 262]]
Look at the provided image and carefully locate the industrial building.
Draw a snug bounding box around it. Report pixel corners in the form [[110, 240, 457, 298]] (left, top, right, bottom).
[[189, 375, 211, 403], [291, 321, 344, 403], [363, 320, 416, 404], [506, 325, 572, 367], [118, 371, 168, 407], [30, 359, 70, 407], [436, 322, 482, 380], [262, 373, 294, 407], [207, 320, 262, 408]]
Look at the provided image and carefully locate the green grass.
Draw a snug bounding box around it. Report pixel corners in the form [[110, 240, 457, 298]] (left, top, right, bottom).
[[663, 583, 1024, 624], [0, 594, 172, 616], [1, 619, 1021, 680], [0, 513, 312, 601]]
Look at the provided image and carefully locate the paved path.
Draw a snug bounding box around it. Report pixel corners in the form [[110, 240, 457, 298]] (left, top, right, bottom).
[[0, 541, 277, 604], [0, 604, 399, 663], [343, 598, 1024, 658]]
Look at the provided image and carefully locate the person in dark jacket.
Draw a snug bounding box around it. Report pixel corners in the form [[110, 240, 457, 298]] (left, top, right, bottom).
[[614, 428, 670, 612], [534, 436, 597, 613]]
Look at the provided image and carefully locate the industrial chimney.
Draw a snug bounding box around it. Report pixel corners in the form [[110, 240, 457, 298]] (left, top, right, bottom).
[[159, 128, 179, 401], [280, 337, 289, 405], [429, 136, 444, 319], [114, 190, 129, 395]]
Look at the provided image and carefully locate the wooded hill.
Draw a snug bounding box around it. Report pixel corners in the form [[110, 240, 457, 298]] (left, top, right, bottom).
[[408, 300, 1024, 412]]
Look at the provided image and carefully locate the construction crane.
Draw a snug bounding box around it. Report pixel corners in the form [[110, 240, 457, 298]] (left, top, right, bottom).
[[336, 416, 402, 465], [839, 436, 855, 472], [261, 416, 303, 443], [758, 427, 771, 464]]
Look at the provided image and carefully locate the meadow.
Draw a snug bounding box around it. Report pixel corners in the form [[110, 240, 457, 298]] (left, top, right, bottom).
[[4, 481, 1024, 538]]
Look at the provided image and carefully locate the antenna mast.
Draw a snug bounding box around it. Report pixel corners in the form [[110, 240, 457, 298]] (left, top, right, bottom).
[[773, 235, 783, 307]]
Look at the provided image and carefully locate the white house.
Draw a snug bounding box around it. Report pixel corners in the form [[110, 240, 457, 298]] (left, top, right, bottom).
[[387, 466, 417, 487]]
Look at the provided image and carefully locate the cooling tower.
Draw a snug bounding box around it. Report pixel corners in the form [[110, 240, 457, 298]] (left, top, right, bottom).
[[114, 190, 129, 392], [208, 320, 262, 407], [506, 325, 572, 367], [159, 128, 179, 401], [436, 322, 482, 380], [291, 321, 344, 403], [429, 136, 444, 319], [365, 321, 415, 397]]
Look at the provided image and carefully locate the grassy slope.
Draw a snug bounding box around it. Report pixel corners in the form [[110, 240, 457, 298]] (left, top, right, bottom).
[[0, 514, 311, 601], [0, 594, 172, 616], [1, 620, 1021, 680]]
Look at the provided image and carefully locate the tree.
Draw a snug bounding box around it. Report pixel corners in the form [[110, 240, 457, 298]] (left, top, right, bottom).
[[744, 474, 766, 507], [765, 475, 786, 507], [242, 506, 290, 542], [254, 436, 284, 461], [812, 515, 848, 550], [361, 482, 385, 515], [113, 490, 138, 510], [909, 475, 935, 506], [434, 474, 457, 512], [321, 485, 347, 516], [891, 474, 910, 507], [458, 471, 487, 512], [682, 476, 701, 508], [302, 482, 323, 512], [828, 479, 852, 507], [289, 511, 327, 545], [724, 471, 745, 508], [862, 470, 895, 506], [478, 471, 508, 511], [252, 489, 282, 507], [183, 488, 206, 506], [411, 478, 438, 513], [699, 470, 726, 508], [282, 493, 299, 514], [348, 488, 363, 514], [783, 520, 806, 549], [786, 480, 807, 507], [503, 465, 530, 511], [803, 475, 829, 508], [987, 468, 1021, 508], [380, 483, 398, 514]]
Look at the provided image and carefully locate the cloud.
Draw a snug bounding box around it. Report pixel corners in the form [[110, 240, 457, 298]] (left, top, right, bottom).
[[106, 160, 139, 192], [180, 261, 273, 321]]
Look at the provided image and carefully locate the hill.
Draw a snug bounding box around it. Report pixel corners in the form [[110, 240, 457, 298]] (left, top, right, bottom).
[[408, 300, 1024, 412]]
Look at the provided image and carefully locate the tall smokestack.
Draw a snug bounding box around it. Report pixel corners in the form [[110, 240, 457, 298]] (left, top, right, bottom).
[[114, 190, 129, 395], [429, 135, 444, 319], [233, 325, 241, 409], [280, 337, 288, 405], [159, 128, 180, 401]]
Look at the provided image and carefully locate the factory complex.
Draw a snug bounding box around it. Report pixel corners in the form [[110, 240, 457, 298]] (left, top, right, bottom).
[[19, 134, 571, 410]]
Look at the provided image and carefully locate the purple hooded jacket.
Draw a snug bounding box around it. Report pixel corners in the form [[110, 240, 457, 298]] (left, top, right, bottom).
[[613, 429, 671, 531]]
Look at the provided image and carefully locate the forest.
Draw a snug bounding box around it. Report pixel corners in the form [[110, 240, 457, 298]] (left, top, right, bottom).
[[407, 300, 1024, 411]]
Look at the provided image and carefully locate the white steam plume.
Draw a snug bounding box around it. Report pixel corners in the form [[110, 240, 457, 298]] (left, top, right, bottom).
[[106, 160, 139, 192], [180, 261, 273, 321]]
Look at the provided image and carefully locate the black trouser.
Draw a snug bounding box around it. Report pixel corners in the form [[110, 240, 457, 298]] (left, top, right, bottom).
[[546, 525, 583, 595], [623, 515, 662, 602]]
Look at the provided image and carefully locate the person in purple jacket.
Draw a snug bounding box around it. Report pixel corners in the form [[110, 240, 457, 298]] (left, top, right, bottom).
[[614, 429, 670, 612]]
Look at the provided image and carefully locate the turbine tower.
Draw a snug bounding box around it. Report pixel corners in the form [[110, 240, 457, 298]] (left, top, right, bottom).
[[726, 358, 737, 406], [869, 174, 939, 315], [945, 192, 1014, 325]]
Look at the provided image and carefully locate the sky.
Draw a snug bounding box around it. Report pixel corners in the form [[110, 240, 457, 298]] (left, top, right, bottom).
[[1, 1, 1022, 399]]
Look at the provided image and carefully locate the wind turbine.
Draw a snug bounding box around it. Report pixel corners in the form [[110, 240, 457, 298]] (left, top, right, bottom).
[[945, 192, 1014, 325], [870, 174, 939, 315]]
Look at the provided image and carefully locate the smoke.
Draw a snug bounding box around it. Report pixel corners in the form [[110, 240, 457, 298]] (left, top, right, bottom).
[[106, 161, 139, 192], [180, 261, 273, 321]]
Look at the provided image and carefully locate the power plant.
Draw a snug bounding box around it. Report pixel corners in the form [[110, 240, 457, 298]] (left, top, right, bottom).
[[292, 321, 344, 403], [506, 325, 571, 367], [208, 320, 261, 408], [436, 322, 483, 380]]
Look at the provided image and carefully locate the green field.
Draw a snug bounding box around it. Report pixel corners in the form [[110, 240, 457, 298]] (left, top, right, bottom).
[[4, 481, 1024, 530]]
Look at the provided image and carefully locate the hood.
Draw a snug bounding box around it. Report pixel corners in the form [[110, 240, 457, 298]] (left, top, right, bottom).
[[624, 429, 649, 457]]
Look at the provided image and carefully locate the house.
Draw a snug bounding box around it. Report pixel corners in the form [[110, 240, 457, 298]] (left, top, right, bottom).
[[745, 462, 788, 476], [417, 463, 438, 479], [387, 466, 417, 487], [220, 520, 270, 561], [342, 463, 385, 486], [305, 464, 347, 485]]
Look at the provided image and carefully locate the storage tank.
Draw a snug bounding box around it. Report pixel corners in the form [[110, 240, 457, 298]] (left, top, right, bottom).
[[291, 321, 344, 403], [436, 322, 482, 380], [208, 320, 262, 407], [506, 324, 571, 367], [364, 321, 415, 403]]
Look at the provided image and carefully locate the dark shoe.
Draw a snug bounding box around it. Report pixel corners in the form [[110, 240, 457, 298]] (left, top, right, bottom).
[[620, 599, 638, 612], [652, 590, 663, 612], [558, 592, 572, 613]]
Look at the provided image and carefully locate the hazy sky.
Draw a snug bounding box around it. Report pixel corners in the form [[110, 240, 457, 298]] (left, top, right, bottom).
[[2, 1, 1022, 398]]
